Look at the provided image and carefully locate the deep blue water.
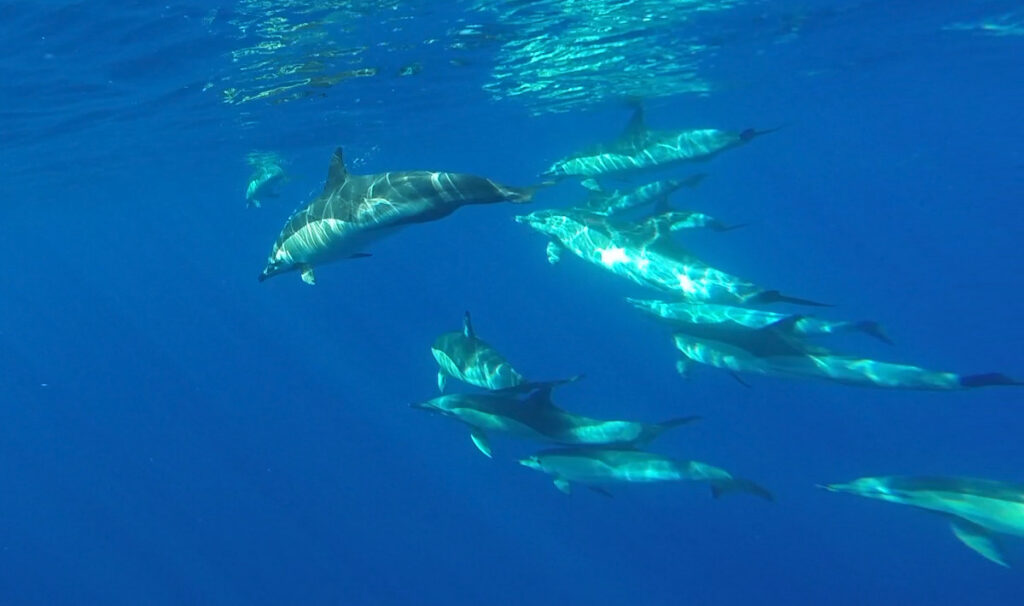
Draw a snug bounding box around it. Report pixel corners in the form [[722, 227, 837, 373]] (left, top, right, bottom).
[[1, 1, 1023, 604]]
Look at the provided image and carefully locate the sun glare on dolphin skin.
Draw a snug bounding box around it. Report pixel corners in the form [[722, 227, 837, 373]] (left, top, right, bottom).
[[675, 271, 698, 294], [597, 246, 630, 267]]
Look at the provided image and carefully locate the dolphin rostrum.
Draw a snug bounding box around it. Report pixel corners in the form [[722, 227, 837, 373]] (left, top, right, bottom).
[[260, 148, 535, 284], [542, 106, 775, 179], [431, 311, 581, 393], [821, 475, 1024, 567], [519, 446, 773, 500], [515, 207, 826, 306], [411, 387, 699, 458]]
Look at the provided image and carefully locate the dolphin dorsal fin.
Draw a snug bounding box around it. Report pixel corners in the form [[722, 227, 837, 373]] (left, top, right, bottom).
[[463, 311, 475, 338], [761, 315, 806, 334], [523, 386, 555, 409], [324, 147, 348, 192], [620, 105, 647, 143]]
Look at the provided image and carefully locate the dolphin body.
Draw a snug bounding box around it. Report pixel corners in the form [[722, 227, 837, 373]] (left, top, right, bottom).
[[673, 331, 1021, 390], [822, 476, 1024, 567], [519, 446, 773, 500], [580, 173, 707, 216], [245, 161, 285, 208], [431, 311, 581, 393], [515, 207, 826, 307], [260, 148, 535, 284], [542, 106, 774, 179], [412, 387, 699, 458], [628, 298, 892, 344]]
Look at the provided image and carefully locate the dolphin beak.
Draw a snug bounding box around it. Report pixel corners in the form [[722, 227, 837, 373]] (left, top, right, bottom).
[[816, 483, 844, 493], [409, 402, 430, 411], [513, 215, 528, 224], [258, 270, 268, 282]]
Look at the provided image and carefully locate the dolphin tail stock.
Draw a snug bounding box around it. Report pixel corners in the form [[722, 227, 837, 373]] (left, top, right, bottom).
[[959, 372, 1024, 389], [710, 477, 775, 502], [739, 125, 784, 142], [852, 320, 894, 345], [753, 289, 833, 308], [637, 415, 702, 446]]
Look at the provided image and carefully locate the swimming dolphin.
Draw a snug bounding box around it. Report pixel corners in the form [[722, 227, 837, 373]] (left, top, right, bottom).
[[519, 446, 773, 500], [411, 387, 699, 458], [245, 151, 286, 208], [821, 476, 1024, 567], [431, 311, 581, 393], [515, 207, 826, 306], [542, 106, 775, 179], [579, 173, 707, 216], [673, 331, 1022, 390], [628, 299, 892, 344], [260, 148, 535, 284]]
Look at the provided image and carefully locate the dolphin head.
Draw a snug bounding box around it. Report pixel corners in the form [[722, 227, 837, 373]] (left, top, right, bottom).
[[819, 476, 909, 504], [514, 209, 573, 239], [258, 244, 295, 282], [518, 455, 544, 471]]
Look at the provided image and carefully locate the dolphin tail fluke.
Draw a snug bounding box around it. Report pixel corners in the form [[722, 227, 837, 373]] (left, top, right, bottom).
[[959, 373, 1024, 389], [710, 478, 775, 502], [853, 321, 894, 345], [755, 290, 832, 308]]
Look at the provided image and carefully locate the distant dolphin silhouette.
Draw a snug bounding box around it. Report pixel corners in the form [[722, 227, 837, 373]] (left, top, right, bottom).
[[260, 148, 535, 284]]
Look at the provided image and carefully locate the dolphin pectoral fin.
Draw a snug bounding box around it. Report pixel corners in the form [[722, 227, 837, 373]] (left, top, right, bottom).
[[470, 430, 492, 458], [299, 265, 316, 285], [950, 519, 1009, 567], [553, 477, 572, 495], [436, 371, 447, 393], [545, 241, 563, 265], [727, 370, 753, 389], [853, 321, 894, 345], [675, 359, 691, 378]]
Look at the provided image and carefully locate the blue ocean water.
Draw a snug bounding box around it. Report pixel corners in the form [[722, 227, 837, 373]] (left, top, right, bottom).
[[1, 0, 1023, 603]]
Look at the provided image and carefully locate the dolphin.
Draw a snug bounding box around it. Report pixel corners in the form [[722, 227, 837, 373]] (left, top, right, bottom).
[[245, 152, 286, 209], [821, 476, 1024, 567], [627, 299, 892, 344], [673, 331, 1022, 390], [542, 106, 775, 179], [411, 387, 699, 458], [515, 207, 826, 306], [579, 173, 707, 216], [518, 446, 773, 500], [430, 311, 581, 393], [260, 148, 535, 284]]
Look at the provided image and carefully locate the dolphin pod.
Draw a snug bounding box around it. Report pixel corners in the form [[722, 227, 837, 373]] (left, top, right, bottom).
[[259, 148, 535, 284], [258, 105, 1021, 567]]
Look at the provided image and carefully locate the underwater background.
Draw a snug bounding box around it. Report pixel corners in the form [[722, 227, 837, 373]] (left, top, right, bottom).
[[1, 0, 1023, 603]]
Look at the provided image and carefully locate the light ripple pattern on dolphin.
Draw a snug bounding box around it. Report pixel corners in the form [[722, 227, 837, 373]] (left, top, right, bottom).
[[260, 147, 534, 284]]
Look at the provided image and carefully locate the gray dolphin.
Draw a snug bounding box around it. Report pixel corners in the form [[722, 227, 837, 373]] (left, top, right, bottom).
[[260, 148, 535, 284], [673, 331, 1022, 390], [515, 207, 826, 306], [430, 311, 581, 393], [519, 446, 773, 500], [411, 387, 699, 458], [628, 299, 891, 344], [580, 173, 707, 216], [821, 475, 1024, 567], [245, 151, 286, 209], [542, 106, 775, 179]]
